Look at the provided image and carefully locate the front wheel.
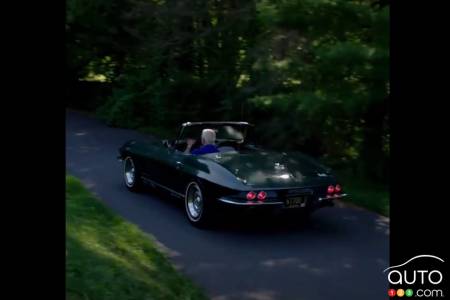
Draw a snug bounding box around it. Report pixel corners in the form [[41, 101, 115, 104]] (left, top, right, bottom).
[[123, 156, 142, 192], [185, 181, 214, 228]]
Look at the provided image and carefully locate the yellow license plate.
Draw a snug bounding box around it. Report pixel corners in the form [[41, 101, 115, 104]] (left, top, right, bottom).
[[285, 196, 307, 208]]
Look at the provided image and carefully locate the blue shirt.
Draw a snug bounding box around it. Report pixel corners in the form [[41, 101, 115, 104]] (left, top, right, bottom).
[[191, 144, 219, 155]]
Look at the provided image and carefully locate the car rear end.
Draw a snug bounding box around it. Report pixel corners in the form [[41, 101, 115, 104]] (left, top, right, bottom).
[[216, 183, 347, 214]]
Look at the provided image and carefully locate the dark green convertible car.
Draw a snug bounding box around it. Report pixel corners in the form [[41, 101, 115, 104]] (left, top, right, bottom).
[[118, 121, 347, 227]]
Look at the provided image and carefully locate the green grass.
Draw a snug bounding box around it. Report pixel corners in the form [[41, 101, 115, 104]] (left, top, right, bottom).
[[335, 170, 389, 217], [66, 175, 207, 300]]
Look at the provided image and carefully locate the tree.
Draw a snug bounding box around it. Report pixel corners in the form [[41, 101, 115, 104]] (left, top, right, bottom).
[[66, 0, 389, 182], [243, 0, 389, 180]]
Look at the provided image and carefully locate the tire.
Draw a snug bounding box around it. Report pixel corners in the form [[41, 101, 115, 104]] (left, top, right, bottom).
[[184, 181, 215, 228], [123, 156, 142, 192]]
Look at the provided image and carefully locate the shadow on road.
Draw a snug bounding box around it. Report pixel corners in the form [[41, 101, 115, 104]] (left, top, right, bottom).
[[136, 185, 364, 239], [66, 110, 389, 300]]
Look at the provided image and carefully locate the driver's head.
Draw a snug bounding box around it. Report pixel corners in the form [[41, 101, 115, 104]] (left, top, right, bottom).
[[201, 129, 216, 145]]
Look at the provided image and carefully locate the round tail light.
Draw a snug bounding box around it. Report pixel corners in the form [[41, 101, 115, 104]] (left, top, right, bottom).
[[327, 185, 335, 194], [246, 191, 257, 200], [335, 184, 342, 193], [257, 191, 267, 201]]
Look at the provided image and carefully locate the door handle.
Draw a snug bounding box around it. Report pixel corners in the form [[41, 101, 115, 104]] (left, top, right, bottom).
[[175, 161, 184, 169]]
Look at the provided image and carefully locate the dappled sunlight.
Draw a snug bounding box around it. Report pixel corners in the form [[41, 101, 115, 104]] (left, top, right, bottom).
[[272, 59, 291, 70], [194, 262, 228, 271], [375, 215, 389, 236], [376, 258, 389, 267], [261, 257, 327, 276], [212, 289, 279, 300], [66, 235, 187, 300], [77, 146, 100, 154], [68, 229, 155, 275], [66, 175, 205, 300], [152, 238, 182, 258], [261, 257, 301, 267], [67, 214, 160, 277], [243, 290, 279, 300], [66, 2, 390, 300], [84, 181, 96, 189], [342, 215, 359, 221], [298, 263, 326, 275], [376, 258, 389, 271], [67, 202, 188, 279], [65, 106, 389, 299], [334, 205, 389, 236], [343, 263, 352, 269]]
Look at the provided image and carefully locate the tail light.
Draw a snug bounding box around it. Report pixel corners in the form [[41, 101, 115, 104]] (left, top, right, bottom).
[[335, 184, 342, 193], [257, 191, 267, 201], [327, 185, 335, 194], [246, 191, 257, 200]]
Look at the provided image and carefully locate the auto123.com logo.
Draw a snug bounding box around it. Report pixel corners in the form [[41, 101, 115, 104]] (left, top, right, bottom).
[[384, 255, 445, 298]]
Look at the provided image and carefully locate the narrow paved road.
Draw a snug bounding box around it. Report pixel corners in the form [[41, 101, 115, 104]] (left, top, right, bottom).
[[66, 110, 389, 300]]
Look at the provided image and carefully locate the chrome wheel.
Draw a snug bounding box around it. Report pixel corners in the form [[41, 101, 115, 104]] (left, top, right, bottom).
[[185, 182, 204, 222], [124, 157, 136, 187]]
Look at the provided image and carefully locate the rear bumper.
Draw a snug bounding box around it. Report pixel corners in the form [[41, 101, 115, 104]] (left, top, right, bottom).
[[217, 193, 347, 209], [318, 193, 348, 201], [217, 197, 284, 206]]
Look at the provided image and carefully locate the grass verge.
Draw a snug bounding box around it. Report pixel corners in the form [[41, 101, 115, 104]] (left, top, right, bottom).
[[335, 170, 389, 217], [66, 175, 207, 300]]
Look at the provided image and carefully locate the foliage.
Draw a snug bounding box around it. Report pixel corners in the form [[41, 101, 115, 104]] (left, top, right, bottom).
[[245, 0, 389, 181], [66, 0, 389, 182], [335, 169, 389, 216]]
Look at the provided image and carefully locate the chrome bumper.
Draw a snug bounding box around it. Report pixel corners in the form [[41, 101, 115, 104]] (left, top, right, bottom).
[[217, 198, 284, 206], [318, 193, 348, 201], [218, 193, 348, 206]]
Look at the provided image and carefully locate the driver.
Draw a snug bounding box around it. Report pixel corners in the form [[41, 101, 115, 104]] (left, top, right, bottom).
[[184, 128, 220, 155]]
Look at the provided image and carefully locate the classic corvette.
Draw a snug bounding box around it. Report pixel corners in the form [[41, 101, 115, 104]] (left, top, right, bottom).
[[118, 121, 347, 227]]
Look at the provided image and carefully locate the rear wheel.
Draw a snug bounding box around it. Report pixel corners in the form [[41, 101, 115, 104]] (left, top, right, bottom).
[[123, 156, 142, 192], [185, 181, 214, 228]]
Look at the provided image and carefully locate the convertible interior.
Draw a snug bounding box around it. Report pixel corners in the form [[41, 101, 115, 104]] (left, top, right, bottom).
[[171, 124, 251, 154], [173, 139, 243, 153]]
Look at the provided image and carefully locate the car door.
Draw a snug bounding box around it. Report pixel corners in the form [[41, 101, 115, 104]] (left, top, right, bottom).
[[142, 142, 177, 188], [126, 141, 169, 188], [160, 148, 193, 195], [168, 151, 218, 198]]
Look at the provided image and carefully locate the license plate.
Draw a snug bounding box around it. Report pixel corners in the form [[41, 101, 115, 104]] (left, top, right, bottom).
[[285, 196, 307, 208]]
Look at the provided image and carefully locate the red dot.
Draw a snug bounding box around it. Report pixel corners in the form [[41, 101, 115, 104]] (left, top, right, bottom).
[[388, 289, 396, 297]]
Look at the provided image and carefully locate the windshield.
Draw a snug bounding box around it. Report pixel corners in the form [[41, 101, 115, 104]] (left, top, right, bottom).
[[178, 124, 249, 142]]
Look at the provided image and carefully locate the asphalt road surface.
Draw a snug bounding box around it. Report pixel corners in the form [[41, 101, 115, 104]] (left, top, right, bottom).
[[66, 110, 389, 300]]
